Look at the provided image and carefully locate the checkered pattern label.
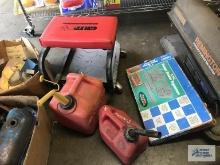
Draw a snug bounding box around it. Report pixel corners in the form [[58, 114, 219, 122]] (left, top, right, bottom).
[[158, 103, 170, 114], [145, 95, 212, 143], [177, 95, 191, 107]]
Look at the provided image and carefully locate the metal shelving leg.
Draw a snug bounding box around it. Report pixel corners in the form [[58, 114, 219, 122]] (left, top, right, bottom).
[[17, 0, 36, 37]]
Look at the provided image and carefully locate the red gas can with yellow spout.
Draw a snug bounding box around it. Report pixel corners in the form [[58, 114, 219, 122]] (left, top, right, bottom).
[[99, 105, 161, 164], [49, 73, 105, 135]]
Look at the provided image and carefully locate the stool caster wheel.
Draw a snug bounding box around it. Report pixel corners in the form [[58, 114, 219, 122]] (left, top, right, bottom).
[[114, 82, 123, 94], [24, 25, 35, 37], [120, 50, 127, 58]]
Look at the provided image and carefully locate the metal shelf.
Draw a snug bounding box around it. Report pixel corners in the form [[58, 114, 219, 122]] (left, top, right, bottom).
[[17, 0, 175, 36], [30, 0, 175, 19]]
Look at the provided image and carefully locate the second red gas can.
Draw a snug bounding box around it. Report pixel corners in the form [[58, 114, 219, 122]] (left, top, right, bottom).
[[49, 73, 105, 135], [99, 105, 161, 164]]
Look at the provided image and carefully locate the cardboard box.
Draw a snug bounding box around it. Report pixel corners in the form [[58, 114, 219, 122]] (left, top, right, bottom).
[[14, 0, 59, 15], [0, 38, 50, 97], [0, 39, 52, 164], [127, 53, 214, 145], [104, 0, 120, 9], [0, 96, 52, 165], [24, 104, 52, 165]]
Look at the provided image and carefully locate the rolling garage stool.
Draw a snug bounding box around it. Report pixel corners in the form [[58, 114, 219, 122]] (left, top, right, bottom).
[[39, 16, 125, 93]]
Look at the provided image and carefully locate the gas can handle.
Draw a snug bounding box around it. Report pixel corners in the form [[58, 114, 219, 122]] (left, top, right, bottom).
[[101, 107, 124, 129], [40, 75, 60, 91]]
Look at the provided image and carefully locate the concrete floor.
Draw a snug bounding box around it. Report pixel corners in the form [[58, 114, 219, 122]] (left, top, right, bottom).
[[0, 1, 220, 165]]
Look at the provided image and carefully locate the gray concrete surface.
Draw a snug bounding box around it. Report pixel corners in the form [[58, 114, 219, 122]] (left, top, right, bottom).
[[0, 0, 219, 165]]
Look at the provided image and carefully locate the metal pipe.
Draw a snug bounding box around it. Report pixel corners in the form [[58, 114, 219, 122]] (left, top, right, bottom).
[[17, 0, 33, 27]]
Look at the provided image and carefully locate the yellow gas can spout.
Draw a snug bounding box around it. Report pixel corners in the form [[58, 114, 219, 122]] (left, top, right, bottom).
[[37, 76, 75, 109]]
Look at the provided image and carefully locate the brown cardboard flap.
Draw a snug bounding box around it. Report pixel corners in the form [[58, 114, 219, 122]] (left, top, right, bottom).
[[24, 105, 52, 165], [0, 95, 38, 109], [20, 37, 39, 60], [0, 41, 9, 74], [0, 72, 51, 97], [2, 38, 38, 59]]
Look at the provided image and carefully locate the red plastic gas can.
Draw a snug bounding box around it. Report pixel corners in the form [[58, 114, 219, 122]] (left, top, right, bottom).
[[49, 73, 105, 135], [99, 105, 148, 165]]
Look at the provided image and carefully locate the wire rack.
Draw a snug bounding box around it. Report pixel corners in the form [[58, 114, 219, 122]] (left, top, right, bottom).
[[29, 0, 176, 19]]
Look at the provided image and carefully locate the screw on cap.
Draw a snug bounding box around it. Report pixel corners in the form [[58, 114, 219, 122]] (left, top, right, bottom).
[[59, 95, 76, 110], [125, 128, 139, 142]]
